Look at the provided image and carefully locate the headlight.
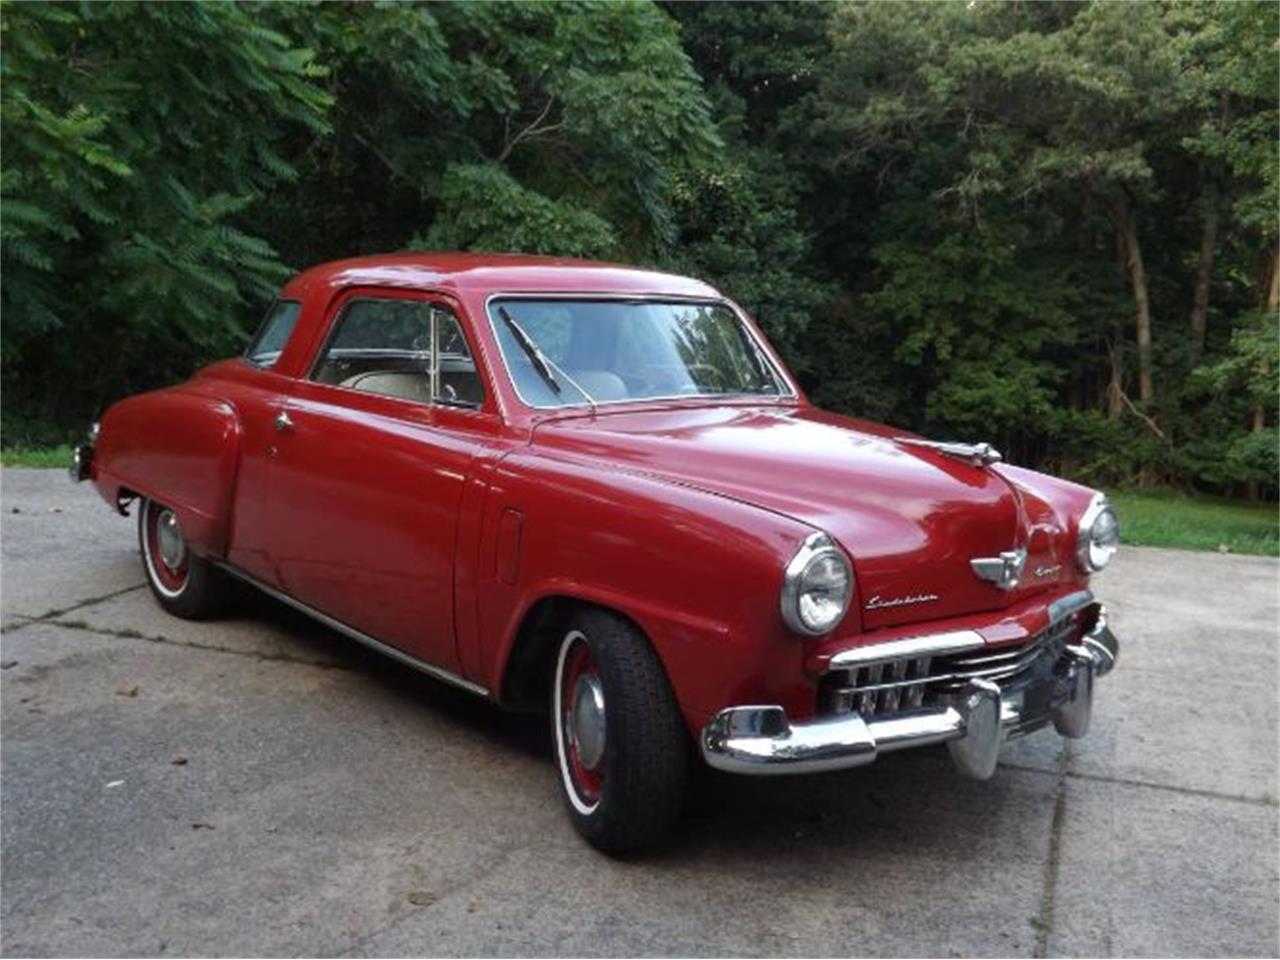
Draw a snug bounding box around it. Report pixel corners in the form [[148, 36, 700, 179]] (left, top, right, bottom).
[[781, 532, 853, 636], [1076, 494, 1120, 573]]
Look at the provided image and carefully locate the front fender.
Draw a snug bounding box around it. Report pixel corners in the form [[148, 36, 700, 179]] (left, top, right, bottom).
[[476, 450, 824, 733]]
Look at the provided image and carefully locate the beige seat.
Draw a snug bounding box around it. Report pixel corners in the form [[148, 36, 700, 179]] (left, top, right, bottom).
[[340, 371, 433, 403], [568, 370, 629, 402]]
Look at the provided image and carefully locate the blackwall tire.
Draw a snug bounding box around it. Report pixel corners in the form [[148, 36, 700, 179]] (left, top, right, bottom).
[[552, 607, 689, 853], [138, 497, 226, 620]]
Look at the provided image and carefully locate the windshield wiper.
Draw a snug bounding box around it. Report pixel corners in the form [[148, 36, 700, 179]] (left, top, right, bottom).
[[496, 305, 597, 409], [497, 306, 560, 396]]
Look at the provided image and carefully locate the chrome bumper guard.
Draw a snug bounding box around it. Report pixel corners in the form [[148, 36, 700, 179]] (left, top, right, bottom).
[[69, 444, 93, 483], [701, 610, 1119, 779]]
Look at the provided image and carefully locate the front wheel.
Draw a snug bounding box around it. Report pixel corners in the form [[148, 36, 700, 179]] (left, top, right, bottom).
[[552, 608, 688, 853], [138, 497, 227, 619]]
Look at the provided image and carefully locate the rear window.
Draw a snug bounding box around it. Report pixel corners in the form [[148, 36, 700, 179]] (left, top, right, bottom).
[[245, 300, 302, 368]]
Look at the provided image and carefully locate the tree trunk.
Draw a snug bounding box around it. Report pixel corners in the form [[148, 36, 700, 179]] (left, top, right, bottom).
[[1189, 183, 1219, 358], [1267, 243, 1279, 313], [1112, 197, 1155, 404], [1106, 340, 1124, 418]]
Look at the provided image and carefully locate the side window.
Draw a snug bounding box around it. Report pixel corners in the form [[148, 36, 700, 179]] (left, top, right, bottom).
[[245, 300, 302, 368], [310, 298, 484, 408]]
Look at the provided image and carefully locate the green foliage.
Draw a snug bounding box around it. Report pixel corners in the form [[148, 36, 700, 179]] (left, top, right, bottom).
[[804, 0, 1277, 493], [1, 1, 330, 425], [0, 0, 1275, 507], [256, 0, 719, 266], [418, 164, 617, 257]]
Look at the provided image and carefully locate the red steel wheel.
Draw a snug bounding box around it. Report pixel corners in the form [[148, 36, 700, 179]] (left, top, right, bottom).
[[549, 608, 688, 852], [555, 630, 606, 813], [142, 499, 190, 597], [137, 497, 227, 620]]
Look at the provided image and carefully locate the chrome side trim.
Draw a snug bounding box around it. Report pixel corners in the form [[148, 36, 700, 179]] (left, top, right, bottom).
[[214, 563, 490, 699], [828, 629, 984, 668]]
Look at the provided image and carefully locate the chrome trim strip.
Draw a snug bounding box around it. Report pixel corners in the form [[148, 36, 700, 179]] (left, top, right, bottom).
[[482, 292, 797, 412], [1047, 589, 1095, 625], [214, 563, 491, 699], [829, 591, 1095, 675], [828, 629, 984, 669]]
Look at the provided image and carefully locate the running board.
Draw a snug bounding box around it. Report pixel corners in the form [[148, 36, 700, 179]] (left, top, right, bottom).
[[214, 562, 490, 699]]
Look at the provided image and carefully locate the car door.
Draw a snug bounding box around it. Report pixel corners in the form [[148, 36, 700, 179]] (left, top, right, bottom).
[[263, 287, 499, 675]]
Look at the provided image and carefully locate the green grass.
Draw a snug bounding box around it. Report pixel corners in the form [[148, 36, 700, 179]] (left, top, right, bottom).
[[1108, 489, 1279, 557], [1, 445, 74, 468]]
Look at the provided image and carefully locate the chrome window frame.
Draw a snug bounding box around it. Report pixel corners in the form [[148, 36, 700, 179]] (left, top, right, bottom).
[[308, 295, 486, 411], [483, 292, 797, 411]]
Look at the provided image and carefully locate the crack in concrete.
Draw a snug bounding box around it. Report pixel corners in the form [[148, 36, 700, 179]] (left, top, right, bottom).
[[1031, 744, 1071, 958], [1, 583, 147, 634], [1001, 760, 1278, 808], [41, 617, 353, 673], [334, 843, 527, 958]]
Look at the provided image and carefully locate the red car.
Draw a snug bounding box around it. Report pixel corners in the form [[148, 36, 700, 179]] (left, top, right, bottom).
[[72, 253, 1120, 851]]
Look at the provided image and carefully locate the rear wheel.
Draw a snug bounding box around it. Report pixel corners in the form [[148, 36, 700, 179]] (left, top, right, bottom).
[[138, 497, 226, 619], [552, 607, 688, 853]]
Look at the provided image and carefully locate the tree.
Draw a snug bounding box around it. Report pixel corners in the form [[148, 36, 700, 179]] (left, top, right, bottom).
[[1, 2, 330, 437], [255, 0, 720, 266]]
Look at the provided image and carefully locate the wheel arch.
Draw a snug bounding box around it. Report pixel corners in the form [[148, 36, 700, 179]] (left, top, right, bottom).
[[498, 592, 666, 713]]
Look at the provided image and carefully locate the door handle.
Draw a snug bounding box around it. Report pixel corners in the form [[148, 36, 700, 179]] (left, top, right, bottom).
[[274, 410, 295, 432]]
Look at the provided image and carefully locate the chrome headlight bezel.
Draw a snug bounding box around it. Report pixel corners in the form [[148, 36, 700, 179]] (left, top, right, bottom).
[[780, 532, 853, 636], [1076, 494, 1120, 573]]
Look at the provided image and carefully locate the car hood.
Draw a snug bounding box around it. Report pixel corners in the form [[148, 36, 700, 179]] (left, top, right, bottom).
[[532, 403, 1080, 630]]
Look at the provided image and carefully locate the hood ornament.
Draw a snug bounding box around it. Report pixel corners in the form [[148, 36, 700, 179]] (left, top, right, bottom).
[[971, 548, 1027, 591], [897, 438, 1003, 468]]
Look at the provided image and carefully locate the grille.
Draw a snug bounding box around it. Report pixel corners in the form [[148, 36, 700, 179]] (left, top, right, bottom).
[[819, 615, 1079, 717]]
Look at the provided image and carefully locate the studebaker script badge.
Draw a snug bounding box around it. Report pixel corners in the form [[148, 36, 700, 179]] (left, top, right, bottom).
[[865, 592, 941, 611]]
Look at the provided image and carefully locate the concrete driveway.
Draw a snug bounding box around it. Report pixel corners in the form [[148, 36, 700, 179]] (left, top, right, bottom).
[[2, 467, 1276, 957]]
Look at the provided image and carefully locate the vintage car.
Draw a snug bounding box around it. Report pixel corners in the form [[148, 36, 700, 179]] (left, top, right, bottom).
[[72, 253, 1120, 851]]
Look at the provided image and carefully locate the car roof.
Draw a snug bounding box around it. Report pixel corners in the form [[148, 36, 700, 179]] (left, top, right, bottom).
[[281, 252, 722, 301]]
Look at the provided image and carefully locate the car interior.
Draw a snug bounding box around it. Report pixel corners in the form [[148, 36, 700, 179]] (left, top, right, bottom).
[[312, 351, 485, 407]]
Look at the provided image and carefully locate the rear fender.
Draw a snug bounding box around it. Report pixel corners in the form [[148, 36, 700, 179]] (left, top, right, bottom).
[[93, 389, 242, 558]]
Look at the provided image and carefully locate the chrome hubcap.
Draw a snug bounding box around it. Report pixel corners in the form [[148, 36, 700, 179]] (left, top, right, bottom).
[[156, 509, 186, 569], [570, 673, 606, 770]]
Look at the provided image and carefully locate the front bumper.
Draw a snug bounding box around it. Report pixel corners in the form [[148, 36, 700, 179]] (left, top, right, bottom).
[[701, 603, 1119, 779]]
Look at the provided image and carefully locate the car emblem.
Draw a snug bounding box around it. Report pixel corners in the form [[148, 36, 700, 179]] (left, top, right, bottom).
[[897, 438, 1003, 468], [865, 592, 940, 611], [1034, 564, 1061, 579], [970, 548, 1027, 590]]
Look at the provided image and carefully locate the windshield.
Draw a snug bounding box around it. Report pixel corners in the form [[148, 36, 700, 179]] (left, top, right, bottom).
[[488, 299, 789, 408]]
